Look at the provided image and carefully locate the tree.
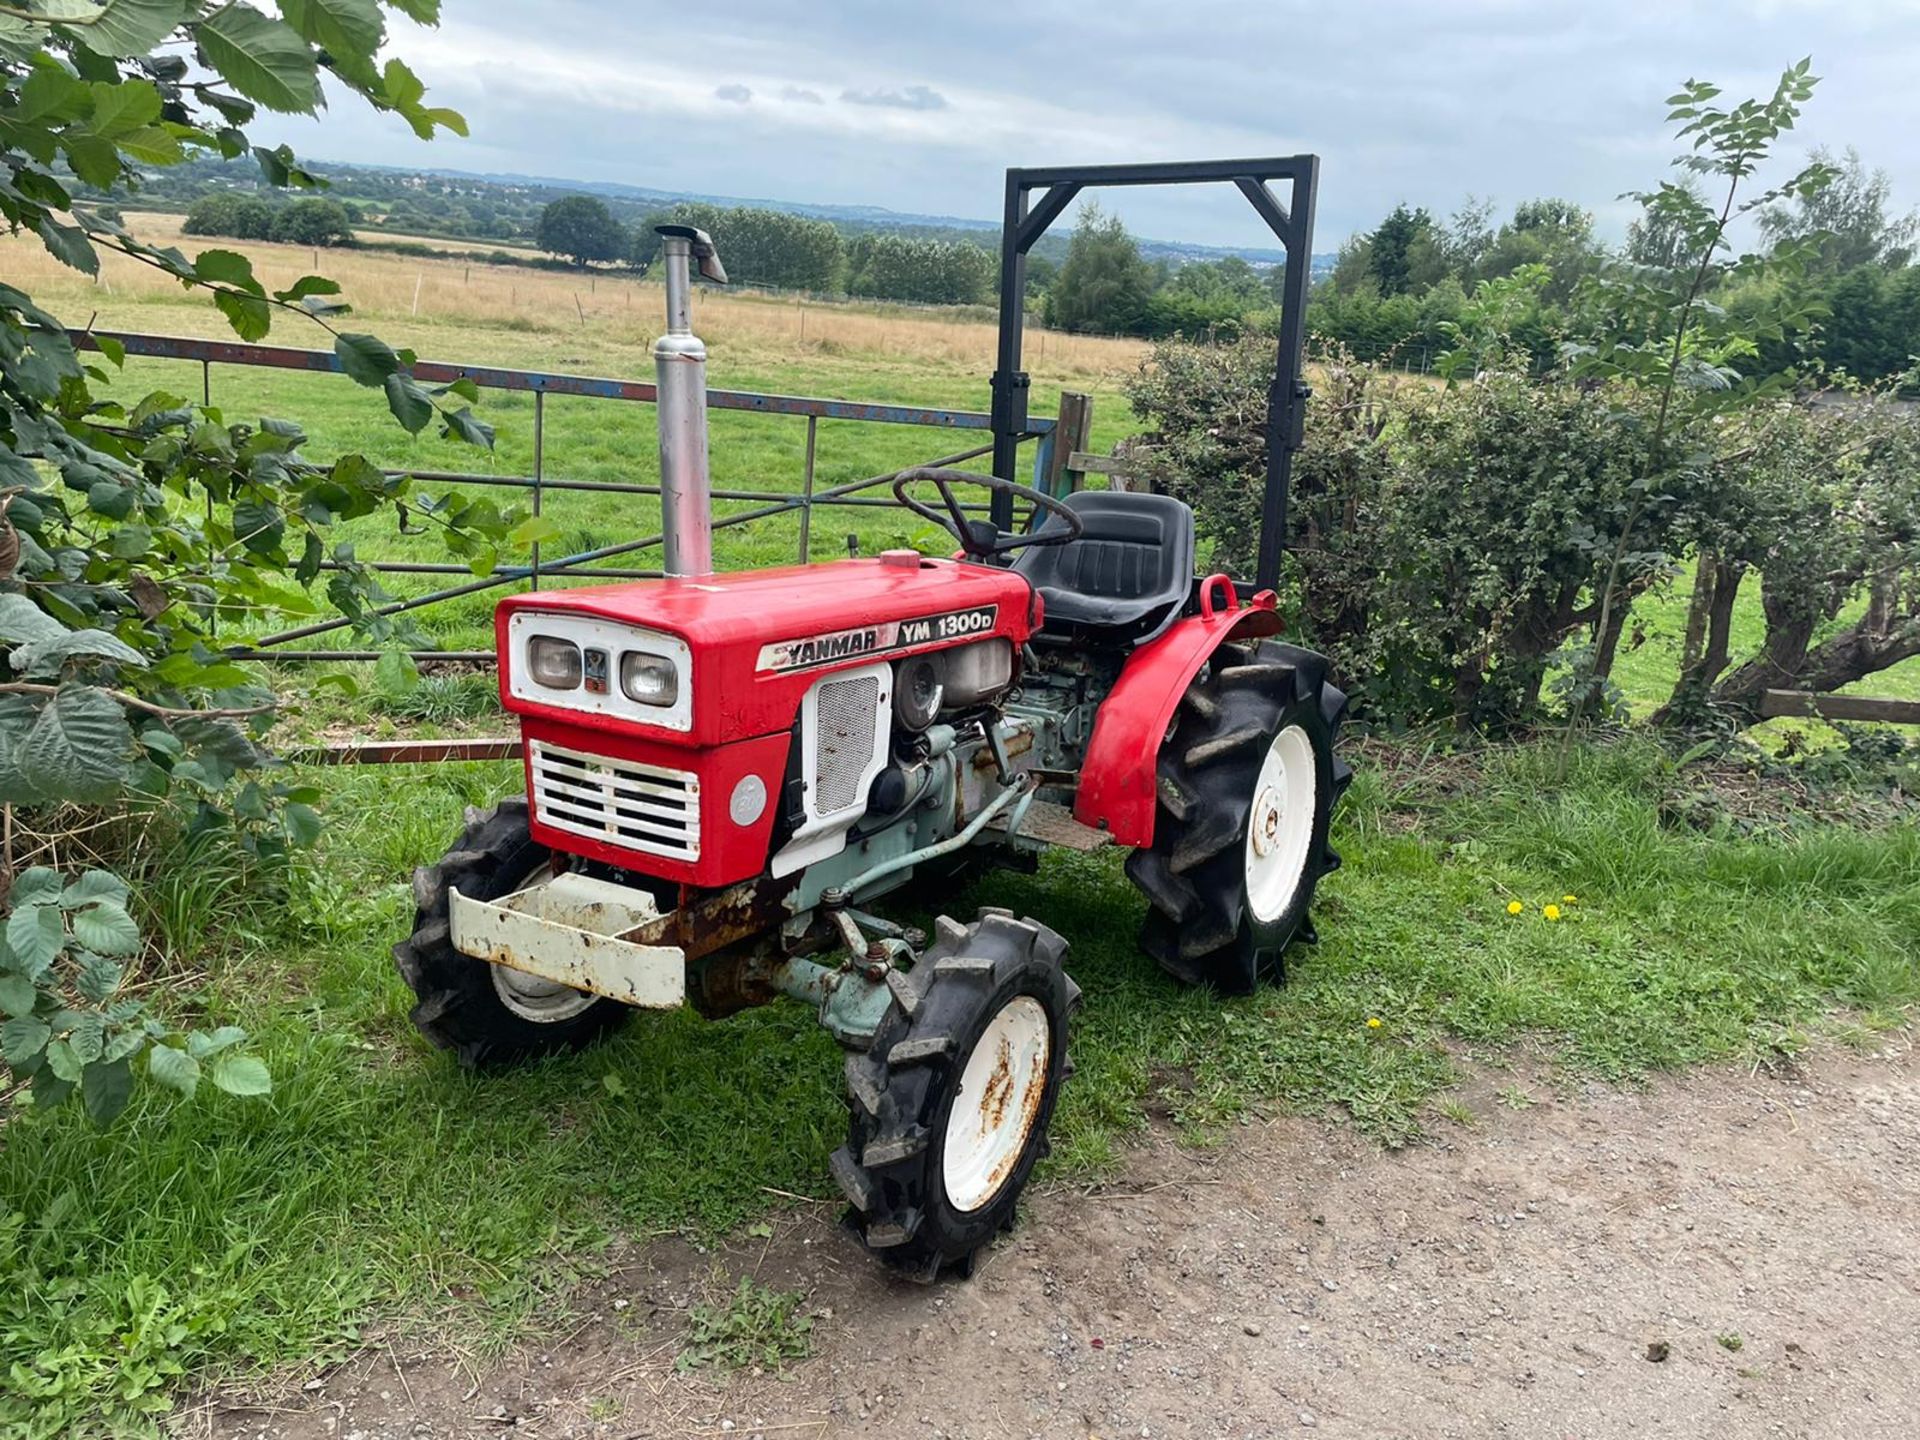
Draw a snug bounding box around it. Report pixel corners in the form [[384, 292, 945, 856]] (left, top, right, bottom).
[[645, 203, 846, 292], [1759, 145, 1917, 273], [1048, 202, 1156, 334], [537, 195, 625, 266], [270, 197, 354, 246], [0, 0, 515, 1158], [1563, 59, 1835, 729], [1367, 204, 1434, 296]]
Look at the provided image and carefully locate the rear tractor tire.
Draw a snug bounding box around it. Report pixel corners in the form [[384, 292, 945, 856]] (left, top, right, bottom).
[[394, 798, 633, 1068], [832, 907, 1079, 1282], [1125, 639, 1352, 995]]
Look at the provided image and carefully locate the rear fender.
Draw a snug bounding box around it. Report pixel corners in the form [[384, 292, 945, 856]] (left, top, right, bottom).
[[1072, 578, 1284, 847]]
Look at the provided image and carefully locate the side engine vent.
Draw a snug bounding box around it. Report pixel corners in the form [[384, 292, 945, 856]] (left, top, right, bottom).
[[769, 660, 894, 878], [814, 673, 882, 815]]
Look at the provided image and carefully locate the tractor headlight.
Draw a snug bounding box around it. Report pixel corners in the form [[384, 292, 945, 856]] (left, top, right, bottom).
[[527, 635, 582, 689], [620, 651, 679, 708]]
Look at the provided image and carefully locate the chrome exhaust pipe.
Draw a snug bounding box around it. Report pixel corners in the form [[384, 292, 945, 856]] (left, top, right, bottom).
[[653, 225, 727, 577]]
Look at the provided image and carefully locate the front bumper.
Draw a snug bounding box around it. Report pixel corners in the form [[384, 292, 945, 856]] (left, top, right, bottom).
[[449, 870, 686, 1009]]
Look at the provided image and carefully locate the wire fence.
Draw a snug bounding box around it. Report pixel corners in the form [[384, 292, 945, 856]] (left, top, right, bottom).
[[76, 330, 1063, 662]]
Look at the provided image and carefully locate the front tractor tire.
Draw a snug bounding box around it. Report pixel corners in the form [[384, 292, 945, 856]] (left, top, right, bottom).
[[833, 908, 1079, 1282], [394, 798, 633, 1067], [1125, 639, 1352, 995]]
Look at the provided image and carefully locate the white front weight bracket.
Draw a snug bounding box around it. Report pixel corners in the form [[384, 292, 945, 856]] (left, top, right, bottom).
[[449, 871, 687, 1009]]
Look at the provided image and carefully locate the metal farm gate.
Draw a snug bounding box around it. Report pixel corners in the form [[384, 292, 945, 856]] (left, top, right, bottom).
[[75, 330, 1087, 667]]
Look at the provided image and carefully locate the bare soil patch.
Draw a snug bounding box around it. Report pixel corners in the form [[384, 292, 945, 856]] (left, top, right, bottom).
[[188, 1037, 1919, 1440]]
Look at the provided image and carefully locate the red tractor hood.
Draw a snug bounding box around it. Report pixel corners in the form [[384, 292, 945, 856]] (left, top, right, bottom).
[[496, 555, 1037, 746]]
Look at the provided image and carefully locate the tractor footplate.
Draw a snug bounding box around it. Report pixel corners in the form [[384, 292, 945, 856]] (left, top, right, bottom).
[[988, 799, 1112, 852], [449, 871, 686, 1009]]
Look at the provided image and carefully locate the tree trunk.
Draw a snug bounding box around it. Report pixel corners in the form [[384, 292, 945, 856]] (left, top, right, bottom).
[[1678, 549, 1716, 674], [1654, 557, 1745, 723], [1710, 611, 1920, 722]]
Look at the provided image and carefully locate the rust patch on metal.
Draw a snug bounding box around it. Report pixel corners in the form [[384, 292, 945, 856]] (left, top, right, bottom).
[[979, 1027, 1050, 1197]]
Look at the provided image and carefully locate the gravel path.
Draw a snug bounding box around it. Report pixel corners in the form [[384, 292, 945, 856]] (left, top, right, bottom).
[[195, 1035, 1919, 1440]]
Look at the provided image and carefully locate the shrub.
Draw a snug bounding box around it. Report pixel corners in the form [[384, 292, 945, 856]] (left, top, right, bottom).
[[269, 197, 353, 247], [1127, 336, 1678, 729]]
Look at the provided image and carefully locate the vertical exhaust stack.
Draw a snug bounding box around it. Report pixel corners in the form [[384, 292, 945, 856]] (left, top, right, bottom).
[[652, 225, 727, 578]]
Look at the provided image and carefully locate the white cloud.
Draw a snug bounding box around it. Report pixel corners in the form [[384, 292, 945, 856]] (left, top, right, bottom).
[[246, 0, 1920, 250]]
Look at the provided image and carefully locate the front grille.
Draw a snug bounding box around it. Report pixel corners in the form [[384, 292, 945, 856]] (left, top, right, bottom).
[[814, 673, 880, 815], [529, 739, 700, 861]]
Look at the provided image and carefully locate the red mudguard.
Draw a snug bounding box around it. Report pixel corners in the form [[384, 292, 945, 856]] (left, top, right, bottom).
[[1072, 578, 1286, 848]]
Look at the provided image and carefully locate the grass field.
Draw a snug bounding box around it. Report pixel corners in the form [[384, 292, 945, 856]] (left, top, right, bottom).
[[1, 220, 1917, 1435]]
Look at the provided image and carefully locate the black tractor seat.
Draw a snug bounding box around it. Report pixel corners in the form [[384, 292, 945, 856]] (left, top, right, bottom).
[[1012, 490, 1196, 646]]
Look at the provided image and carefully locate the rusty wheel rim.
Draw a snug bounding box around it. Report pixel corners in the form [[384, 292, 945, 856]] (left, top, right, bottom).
[[942, 995, 1051, 1213]]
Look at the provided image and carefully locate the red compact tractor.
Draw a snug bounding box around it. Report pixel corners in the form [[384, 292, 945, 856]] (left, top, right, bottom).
[[397, 159, 1350, 1280]]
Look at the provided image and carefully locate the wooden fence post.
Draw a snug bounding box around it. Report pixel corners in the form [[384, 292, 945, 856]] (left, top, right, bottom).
[[1043, 391, 1092, 498]]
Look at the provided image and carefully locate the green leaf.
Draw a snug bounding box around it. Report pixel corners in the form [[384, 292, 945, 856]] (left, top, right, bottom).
[[10, 869, 63, 908], [334, 332, 401, 386], [196, 3, 323, 114], [386, 0, 440, 22], [16, 65, 89, 123], [17, 684, 135, 804], [373, 648, 419, 696], [187, 1024, 248, 1060], [507, 515, 561, 547], [74, 952, 123, 1002], [89, 77, 163, 136], [441, 407, 494, 450], [232, 497, 286, 554], [214, 288, 273, 341], [275, 274, 342, 303], [35, 217, 99, 276], [0, 595, 70, 646], [81, 1056, 134, 1123], [32, 1069, 75, 1109], [63, 870, 131, 909], [45, 1037, 82, 1083], [278, 0, 383, 55], [383, 373, 434, 434], [116, 123, 182, 165], [211, 1053, 271, 1097], [71, 0, 192, 58], [148, 1043, 199, 1097], [283, 802, 322, 846], [194, 248, 260, 290], [63, 132, 123, 189], [9, 627, 149, 678], [5, 904, 64, 980], [0, 974, 37, 1018], [71, 902, 141, 957], [1, 1015, 51, 1067], [67, 1011, 106, 1064]]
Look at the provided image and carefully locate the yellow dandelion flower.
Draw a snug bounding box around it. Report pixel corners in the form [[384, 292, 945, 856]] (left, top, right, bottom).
[[1543, 904, 1562, 921], [1563, 893, 1578, 905], [1366, 1017, 1383, 1030], [1506, 900, 1524, 916]]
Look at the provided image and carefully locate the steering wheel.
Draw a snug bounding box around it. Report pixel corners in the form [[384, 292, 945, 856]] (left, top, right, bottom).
[[890, 466, 1085, 560]]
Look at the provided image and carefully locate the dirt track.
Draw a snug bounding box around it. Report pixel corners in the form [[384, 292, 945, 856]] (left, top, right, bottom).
[[196, 1037, 1920, 1440]]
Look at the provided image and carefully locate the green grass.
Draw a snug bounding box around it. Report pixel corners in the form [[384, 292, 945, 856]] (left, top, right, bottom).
[[3, 738, 1916, 1435]]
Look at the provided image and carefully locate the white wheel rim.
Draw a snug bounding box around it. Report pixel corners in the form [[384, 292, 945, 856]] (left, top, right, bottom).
[[491, 963, 598, 1024], [1243, 725, 1318, 924], [942, 995, 1051, 1213]]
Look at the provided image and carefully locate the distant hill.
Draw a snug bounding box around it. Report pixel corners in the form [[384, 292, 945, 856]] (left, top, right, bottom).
[[124, 155, 1335, 274], [416, 163, 1329, 270]]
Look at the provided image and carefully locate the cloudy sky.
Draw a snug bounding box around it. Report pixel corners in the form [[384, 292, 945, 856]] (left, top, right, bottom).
[[256, 1, 1920, 251]]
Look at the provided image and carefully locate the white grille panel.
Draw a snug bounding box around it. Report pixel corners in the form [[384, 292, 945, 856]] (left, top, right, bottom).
[[814, 674, 881, 815], [529, 740, 699, 861]]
